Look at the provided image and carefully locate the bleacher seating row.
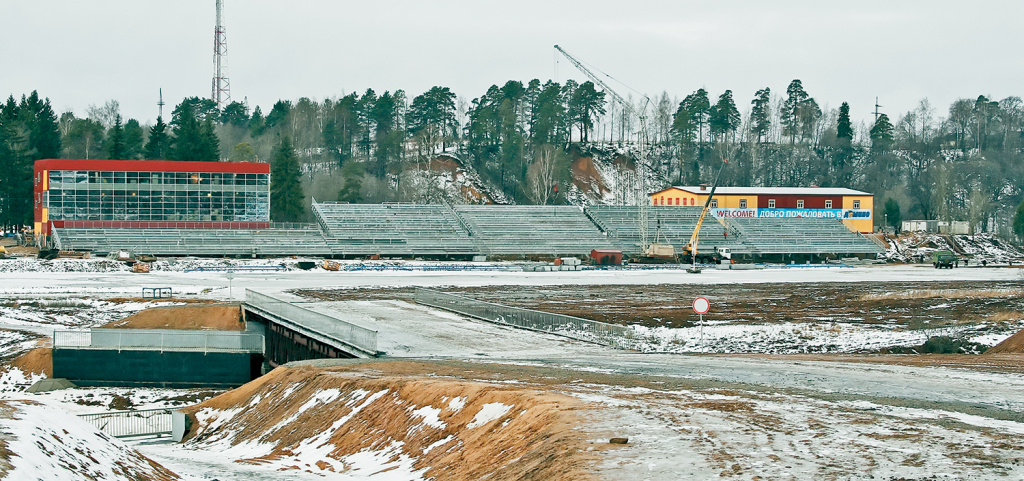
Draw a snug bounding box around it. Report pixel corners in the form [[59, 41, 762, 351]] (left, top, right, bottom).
[[313, 203, 477, 257], [53, 226, 330, 257], [51, 203, 883, 260], [585, 205, 749, 256], [453, 205, 615, 256]]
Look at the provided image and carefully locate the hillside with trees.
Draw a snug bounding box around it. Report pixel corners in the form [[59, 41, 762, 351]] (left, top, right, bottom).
[[2, 81, 1024, 240]]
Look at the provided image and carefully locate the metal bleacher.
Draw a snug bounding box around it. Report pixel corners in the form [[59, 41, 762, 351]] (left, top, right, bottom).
[[725, 217, 883, 257], [313, 202, 479, 257], [585, 205, 749, 256], [453, 205, 615, 257], [51, 204, 883, 261], [54, 225, 332, 257]]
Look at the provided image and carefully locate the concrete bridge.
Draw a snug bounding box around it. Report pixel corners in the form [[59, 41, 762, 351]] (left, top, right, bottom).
[[243, 289, 379, 365]]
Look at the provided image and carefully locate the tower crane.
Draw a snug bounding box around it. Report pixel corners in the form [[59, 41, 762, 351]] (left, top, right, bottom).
[[553, 45, 655, 253]]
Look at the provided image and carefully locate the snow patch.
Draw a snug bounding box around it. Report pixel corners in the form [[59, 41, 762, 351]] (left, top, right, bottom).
[[467, 402, 512, 428]]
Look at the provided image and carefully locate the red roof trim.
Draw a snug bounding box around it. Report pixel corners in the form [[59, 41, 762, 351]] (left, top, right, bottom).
[[34, 159, 269, 174]]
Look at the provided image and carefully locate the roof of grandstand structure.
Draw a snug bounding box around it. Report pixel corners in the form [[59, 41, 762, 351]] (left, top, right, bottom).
[[657, 186, 872, 196]]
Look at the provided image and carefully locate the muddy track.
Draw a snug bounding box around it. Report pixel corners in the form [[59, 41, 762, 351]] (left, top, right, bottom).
[[295, 280, 1024, 330]]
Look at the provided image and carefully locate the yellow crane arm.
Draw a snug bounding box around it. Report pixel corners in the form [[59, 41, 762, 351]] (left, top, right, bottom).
[[685, 159, 728, 258]]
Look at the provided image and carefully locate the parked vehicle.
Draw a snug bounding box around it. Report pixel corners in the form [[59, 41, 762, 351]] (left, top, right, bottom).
[[932, 251, 958, 269]]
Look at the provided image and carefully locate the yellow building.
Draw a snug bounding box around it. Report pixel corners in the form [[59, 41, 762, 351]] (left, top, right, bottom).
[[649, 186, 874, 233]]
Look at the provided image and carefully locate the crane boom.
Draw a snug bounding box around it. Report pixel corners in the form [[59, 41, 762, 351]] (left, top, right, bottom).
[[554, 45, 647, 122], [685, 159, 728, 264], [554, 44, 654, 252]]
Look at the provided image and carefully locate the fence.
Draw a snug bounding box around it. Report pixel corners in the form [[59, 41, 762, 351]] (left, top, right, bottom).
[[54, 329, 265, 353], [245, 289, 378, 356], [78, 408, 174, 438], [414, 288, 635, 349]]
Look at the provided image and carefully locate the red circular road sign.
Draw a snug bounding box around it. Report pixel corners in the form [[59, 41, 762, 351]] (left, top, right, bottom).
[[693, 296, 710, 314]]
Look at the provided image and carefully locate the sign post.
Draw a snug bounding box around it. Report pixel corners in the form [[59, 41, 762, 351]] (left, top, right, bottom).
[[692, 296, 710, 354], [226, 271, 235, 299]]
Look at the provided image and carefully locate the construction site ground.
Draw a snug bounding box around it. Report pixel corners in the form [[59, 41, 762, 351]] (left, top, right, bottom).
[[0, 260, 1022, 479]]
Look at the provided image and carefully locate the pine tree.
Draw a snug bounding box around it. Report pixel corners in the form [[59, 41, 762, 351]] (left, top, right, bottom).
[[530, 81, 566, 147], [270, 136, 305, 222], [836, 102, 854, 145], [106, 115, 126, 159], [870, 114, 894, 153], [144, 116, 170, 160], [123, 119, 145, 159], [220, 101, 249, 127], [749, 88, 771, 144], [337, 160, 364, 203], [199, 118, 221, 161], [1014, 199, 1024, 242], [709, 90, 740, 143], [170, 101, 202, 161], [883, 198, 902, 233], [781, 79, 809, 143]]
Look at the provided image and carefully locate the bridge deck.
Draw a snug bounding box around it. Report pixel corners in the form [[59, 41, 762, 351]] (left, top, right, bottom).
[[283, 298, 614, 359]]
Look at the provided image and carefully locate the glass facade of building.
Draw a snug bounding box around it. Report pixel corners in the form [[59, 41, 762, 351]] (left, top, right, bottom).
[[44, 170, 270, 222]]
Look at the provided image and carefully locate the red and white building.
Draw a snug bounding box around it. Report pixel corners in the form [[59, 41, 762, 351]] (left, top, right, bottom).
[[34, 159, 271, 242]]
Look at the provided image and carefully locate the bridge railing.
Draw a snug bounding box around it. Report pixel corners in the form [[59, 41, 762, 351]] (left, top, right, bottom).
[[245, 290, 378, 356], [78, 407, 174, 438], [414, 288, 635, 349], [54, 329, 264, 353]]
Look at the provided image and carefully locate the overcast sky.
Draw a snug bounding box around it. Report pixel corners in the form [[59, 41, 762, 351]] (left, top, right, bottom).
[[3, 1, 1021, 129]]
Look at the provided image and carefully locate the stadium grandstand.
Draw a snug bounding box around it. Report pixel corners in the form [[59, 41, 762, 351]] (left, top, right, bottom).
[[34, 160, 882, 262], [312, 202, 478, 258], [452, 205, 615, 258]]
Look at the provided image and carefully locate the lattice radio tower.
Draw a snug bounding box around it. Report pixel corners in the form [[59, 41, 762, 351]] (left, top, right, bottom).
[[211, 0, 231, 109]]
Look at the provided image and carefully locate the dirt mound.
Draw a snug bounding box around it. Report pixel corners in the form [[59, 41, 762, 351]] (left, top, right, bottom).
[[986, 328, 1024, 354], [182, 360, 594, 480], [571, 156, 610, 199], [0, 400, 178, 480], [102, 303, 243, 330], [11, 345, 51, 377]]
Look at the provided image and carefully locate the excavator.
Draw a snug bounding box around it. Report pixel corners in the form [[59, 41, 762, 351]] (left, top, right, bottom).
[[682, 159, 729, 273]]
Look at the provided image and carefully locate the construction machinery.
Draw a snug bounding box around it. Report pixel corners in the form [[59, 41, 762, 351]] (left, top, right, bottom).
[[932, 251, 958, 269], [683, 159, 729, 272], [554, 45, 655, 253]]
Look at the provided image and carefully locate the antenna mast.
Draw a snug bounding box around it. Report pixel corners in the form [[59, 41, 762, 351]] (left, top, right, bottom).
[[211, 0, 231, 109], [158, 88, 165, 119]]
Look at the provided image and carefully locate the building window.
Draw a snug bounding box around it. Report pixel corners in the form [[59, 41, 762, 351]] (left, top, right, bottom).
[[690, 198, 695, 205], [825, 200, 832, 209], [853, 200, 861, 209], [710, 199, 718, 208], [739, 199, 747, 209], [675, 198, 680, 205], [797, 200, 805, 209], [768, 199, 775, 208]]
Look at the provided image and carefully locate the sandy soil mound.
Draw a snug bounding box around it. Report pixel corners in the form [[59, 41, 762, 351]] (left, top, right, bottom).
[[103, 303, 243, 331], [11, 345, 51, 377], [986, 328, 1024, 354], [182, 360, 594, 480]]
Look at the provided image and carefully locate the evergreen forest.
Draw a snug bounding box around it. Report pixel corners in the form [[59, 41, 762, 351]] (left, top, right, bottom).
[[2, 80, 1024, 241]]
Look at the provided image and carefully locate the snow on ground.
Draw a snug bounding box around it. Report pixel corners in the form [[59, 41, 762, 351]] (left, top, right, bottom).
[[885, 232, 1024, 264], [628, 317, 1024, 354], [0, 399, 176, 480], [576, 383, 1024, 480], [0, 258, 1023, 479]]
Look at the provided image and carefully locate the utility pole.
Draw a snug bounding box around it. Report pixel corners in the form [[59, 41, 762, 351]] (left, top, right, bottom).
[[211, 0, 231, 109], [873, 97, 883, 123]]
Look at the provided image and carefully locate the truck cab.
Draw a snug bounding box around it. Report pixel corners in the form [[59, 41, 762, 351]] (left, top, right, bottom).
[[932, 251, 958, 269]]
